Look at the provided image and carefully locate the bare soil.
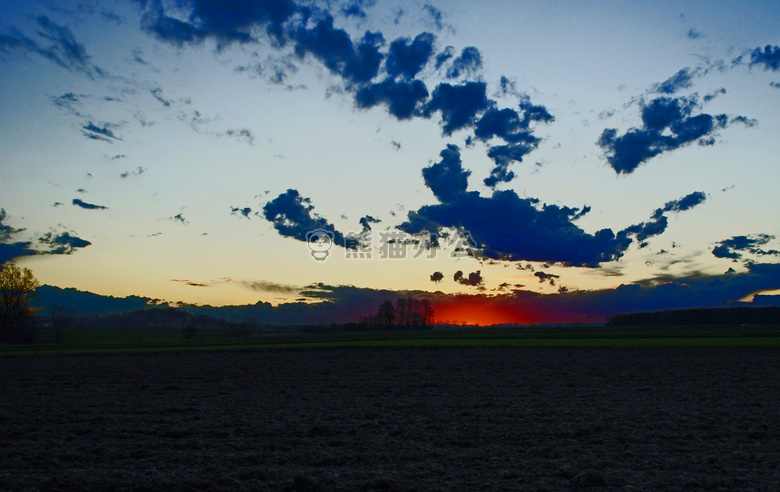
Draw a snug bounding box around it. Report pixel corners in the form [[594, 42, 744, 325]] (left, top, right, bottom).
[[1, 347, 778, 491]]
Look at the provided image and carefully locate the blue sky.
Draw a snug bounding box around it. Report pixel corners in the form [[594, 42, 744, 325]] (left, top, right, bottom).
[[1, 0, 779, 322]]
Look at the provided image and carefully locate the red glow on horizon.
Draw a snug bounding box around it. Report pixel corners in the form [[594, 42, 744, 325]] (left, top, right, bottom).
[[434, 299, 532, 326]]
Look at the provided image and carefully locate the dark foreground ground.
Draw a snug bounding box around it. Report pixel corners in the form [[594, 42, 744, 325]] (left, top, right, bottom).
[[1, 347, 778, 491]]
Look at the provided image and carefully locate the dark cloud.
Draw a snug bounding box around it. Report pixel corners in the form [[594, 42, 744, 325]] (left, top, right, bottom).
[[652, 67, 699, 94], [0, 242, 36, 265], [341, 0, 375, 19], [712, 234, 780, 262], [620, 214, 668, 248], [354, 78, 429, 119], [385, 32, 435, 80], [172, 279, 210, 287], [687, 28, 701, 40], [262, 189, 345, 243], [120, 167, 146, 179], [139, 0, 297, 47], [0, 209, 25, 242], [446, 46, 482, 79], [534, 271, 560, 285], [150, 88, 172, 107], [402, 147, 705, 266], [171, 213, 188, 225], [244, 280, 299, 294], [51, 92, 86, 115], [294, 16, 384, 86], [702, 87, 726, 103], [495, 76, 520, 98], [72, 198, 108, 210], [81, 122, 121, 142], [430, 271, 444, 283], [434, 46, 454, 69], [770, 82, 780, 89], [38, 231, 92, 255], [1, 16, 103, 77], [749, 45, 780, 71], [619, 191, 706, 248], [230, 206, 252, 219], [660, 191, 707, 213], [421, 144, 471, 202], [0, 210, 34, 265], [359, 215, 380, 231], [730, 115, 757, 127], [422, 4, 445, 31], [33, 16, 100, 75], [454, 270, 483, 287], [473, 101, 553, 187], [597, 96, 731, 174], [423, 81, 489, 135], [225, 128, 255, 144], [401, 145, 631, 267]]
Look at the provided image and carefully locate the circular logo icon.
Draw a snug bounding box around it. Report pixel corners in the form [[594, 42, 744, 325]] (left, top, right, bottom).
[[306, 229, 334, 261]]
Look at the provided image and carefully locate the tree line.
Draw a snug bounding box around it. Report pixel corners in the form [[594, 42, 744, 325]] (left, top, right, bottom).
[[361, 297, 435, 328]]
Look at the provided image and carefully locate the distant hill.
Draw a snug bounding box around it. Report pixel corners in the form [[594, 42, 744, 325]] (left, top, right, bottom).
[[32, 285, 157, 316], [607, 306, 780, 326]]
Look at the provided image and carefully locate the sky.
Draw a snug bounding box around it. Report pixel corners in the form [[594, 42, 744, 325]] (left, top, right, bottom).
[[1, 0, 780, 324]]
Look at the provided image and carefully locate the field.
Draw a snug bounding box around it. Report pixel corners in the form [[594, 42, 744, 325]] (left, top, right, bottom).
[[1, 345, 779, 490], [3, 323, 780, 355]]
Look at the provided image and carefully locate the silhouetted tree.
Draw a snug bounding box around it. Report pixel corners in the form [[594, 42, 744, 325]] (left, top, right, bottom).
[[422, 299, 434, 327], [395, 298, 407, 325], [0, 264, 40, 342], [377, 300, 395, 327]]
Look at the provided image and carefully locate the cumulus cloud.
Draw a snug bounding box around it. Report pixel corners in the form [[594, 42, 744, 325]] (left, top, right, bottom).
[[262, 189, 345, 244], [72, 198, 108, 210], [474, 99, 554, 187], [597, 96, 735, 174], [712, 234, 780, 262], [534, 271, 560, 285], [446, 46, 482, 79], [660, 191, 707, 213], [139, 0, 297, 47], [430, 271, 444, 283], [421, 144, 471, 202], [354, 78, 429, 119], [37, 231, 92, 255], [385, 32, 434, 80], [401, 148, 707, 266], [652, 67, 700, 94], [230, 206, 252, 219], [423, 81, 489, 135], [400, 145, 630, 267], [359, 215, 380, 231], [81, 122, 122, 142], [454, 270, 483, 287], [293, 16, 384, 86], [749, 45, 780, 71]]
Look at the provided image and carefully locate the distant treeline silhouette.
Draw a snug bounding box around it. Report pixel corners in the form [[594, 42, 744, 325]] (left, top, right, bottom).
[[361, 297, 435, 329], [607, 306, 780, 326]]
